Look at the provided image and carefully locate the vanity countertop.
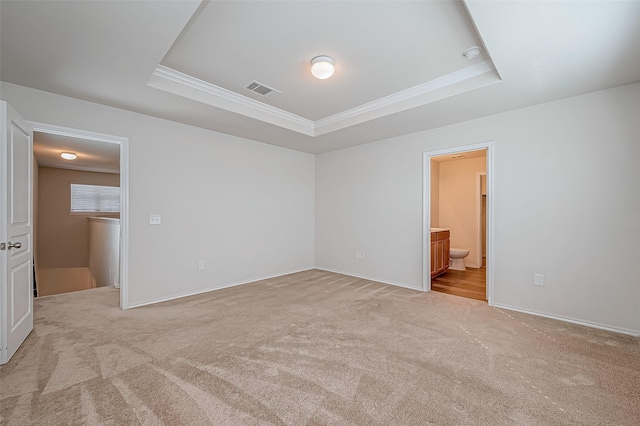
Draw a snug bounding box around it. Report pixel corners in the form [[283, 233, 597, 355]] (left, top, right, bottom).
[[430, 228, 450, 233]]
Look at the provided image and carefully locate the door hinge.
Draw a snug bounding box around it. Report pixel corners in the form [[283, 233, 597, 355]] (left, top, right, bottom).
[[0, 243, 5, 250]]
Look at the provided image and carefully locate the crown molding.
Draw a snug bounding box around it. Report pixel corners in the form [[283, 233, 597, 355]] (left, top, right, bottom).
[[314, 60, 497, 135], [148, 60, 499, 138], [36, 161, 120, 174], [148, 65, 315, 136]]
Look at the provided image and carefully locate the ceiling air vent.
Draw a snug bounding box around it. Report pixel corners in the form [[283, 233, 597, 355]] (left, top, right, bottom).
[[243, 80, 282, 99]]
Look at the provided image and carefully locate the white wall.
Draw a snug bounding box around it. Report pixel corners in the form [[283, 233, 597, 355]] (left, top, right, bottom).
[[1, 82, 315, 307], [317, 82, 640, 334], [438, 156, 486, 267], [3, 80, 638, 334]]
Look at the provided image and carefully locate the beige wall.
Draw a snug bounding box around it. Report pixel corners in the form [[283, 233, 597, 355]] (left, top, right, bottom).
[[38, 166, 119, 269], [37, 267, 94, 296], [429, 160, 439, 227], [438, 156, 486, 267]]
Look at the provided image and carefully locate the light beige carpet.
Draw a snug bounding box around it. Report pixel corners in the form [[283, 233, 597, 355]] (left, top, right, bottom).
[[1, 269, 639, 425]]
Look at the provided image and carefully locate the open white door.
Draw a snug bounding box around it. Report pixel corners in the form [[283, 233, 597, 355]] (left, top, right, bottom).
[[0, 101, 33, 365]]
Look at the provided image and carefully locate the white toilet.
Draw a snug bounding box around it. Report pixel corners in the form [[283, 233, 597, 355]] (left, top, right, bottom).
[[449, 248, 470, 271]]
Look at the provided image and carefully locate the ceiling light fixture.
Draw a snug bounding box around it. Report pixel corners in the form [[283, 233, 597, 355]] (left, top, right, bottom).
[[463, 46, 481, 60], [311, 56, 335, 80], [61, 152, 77, 160]]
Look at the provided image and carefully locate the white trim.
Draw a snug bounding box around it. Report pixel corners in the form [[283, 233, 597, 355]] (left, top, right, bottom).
[[316, 268, 421, 292], [28, 122, 127, 145], [314, 60, 496, 134], [422, 141, 495, 304], [486, 144, 495, 305], [422, 153, 431, 292], [118, 139, 129, 308], [128, 267, 315, 309], [148, 61, 499, 138], [149, 66, 315, 136], [476, 172, 486, 268], [28, 121, 130, 310], [493, 303, 640, 337]]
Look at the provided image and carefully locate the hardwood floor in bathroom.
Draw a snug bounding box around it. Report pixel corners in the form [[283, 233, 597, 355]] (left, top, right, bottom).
[[431, 267, 486, 301]]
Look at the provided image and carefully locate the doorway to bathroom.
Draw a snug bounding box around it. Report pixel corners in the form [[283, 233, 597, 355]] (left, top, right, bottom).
[[422, 142, 494, 304], [30, 122, 130, 309]]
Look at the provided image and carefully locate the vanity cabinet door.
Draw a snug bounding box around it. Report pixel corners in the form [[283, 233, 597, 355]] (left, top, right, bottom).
[[430, 239, 437, 276], [442, 232, 450, 273], [431, 231, 450, 278], [435, 239, 443, 273]]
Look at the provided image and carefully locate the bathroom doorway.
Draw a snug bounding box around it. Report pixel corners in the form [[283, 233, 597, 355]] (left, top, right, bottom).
[[30, 122, 130, 309], [422, 142, 493, 304]]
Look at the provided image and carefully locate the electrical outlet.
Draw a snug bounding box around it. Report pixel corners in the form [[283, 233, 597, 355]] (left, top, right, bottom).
[[534, 273, 544, 286], [198, 260, 205, 270], [355, 251, 365, 260], [149, 214, 161, 225]]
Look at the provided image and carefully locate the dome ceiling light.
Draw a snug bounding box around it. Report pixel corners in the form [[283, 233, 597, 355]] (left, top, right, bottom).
[[61, 152, 77, 160], [311, 56, 335, 80]]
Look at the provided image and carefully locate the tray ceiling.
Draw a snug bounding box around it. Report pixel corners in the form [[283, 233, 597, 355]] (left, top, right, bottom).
[[1, 1, 639, 154], [150, 0, 498, 136]]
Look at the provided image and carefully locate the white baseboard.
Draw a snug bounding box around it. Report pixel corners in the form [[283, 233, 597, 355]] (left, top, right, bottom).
[[493, 303, 640, 337], [125, 269, 638, 338], [127, 267, 315, 309], [315, 267, 422, 292]]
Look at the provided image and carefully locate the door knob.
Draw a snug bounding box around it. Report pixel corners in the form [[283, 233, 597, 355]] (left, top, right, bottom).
[[7, 242, 22, 250]]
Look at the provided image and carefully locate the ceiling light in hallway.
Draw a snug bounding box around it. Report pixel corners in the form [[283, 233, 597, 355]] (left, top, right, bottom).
[[60, 152, 77, 160]]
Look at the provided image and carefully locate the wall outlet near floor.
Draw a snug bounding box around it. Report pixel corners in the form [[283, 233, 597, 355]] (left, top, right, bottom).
[[355, 251, 365, 260], [198, 260, 205, 270], [149, 214, 161, 225], [534, 273, 544, 286]]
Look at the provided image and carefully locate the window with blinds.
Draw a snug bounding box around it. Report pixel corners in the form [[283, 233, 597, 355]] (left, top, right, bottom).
[[70, 184, 120, 213]]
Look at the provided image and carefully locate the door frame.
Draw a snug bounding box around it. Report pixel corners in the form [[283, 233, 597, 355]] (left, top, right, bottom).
[[422, 141, 495, 305], [476, 172, 487, 268], [28, 122, 130, 309]]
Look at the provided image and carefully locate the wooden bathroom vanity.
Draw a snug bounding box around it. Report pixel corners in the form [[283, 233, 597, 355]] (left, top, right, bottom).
[[430, 228, 450, 278]]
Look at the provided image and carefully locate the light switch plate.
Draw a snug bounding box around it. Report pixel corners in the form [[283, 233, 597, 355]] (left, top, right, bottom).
[[149, 214, 161, 225]]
